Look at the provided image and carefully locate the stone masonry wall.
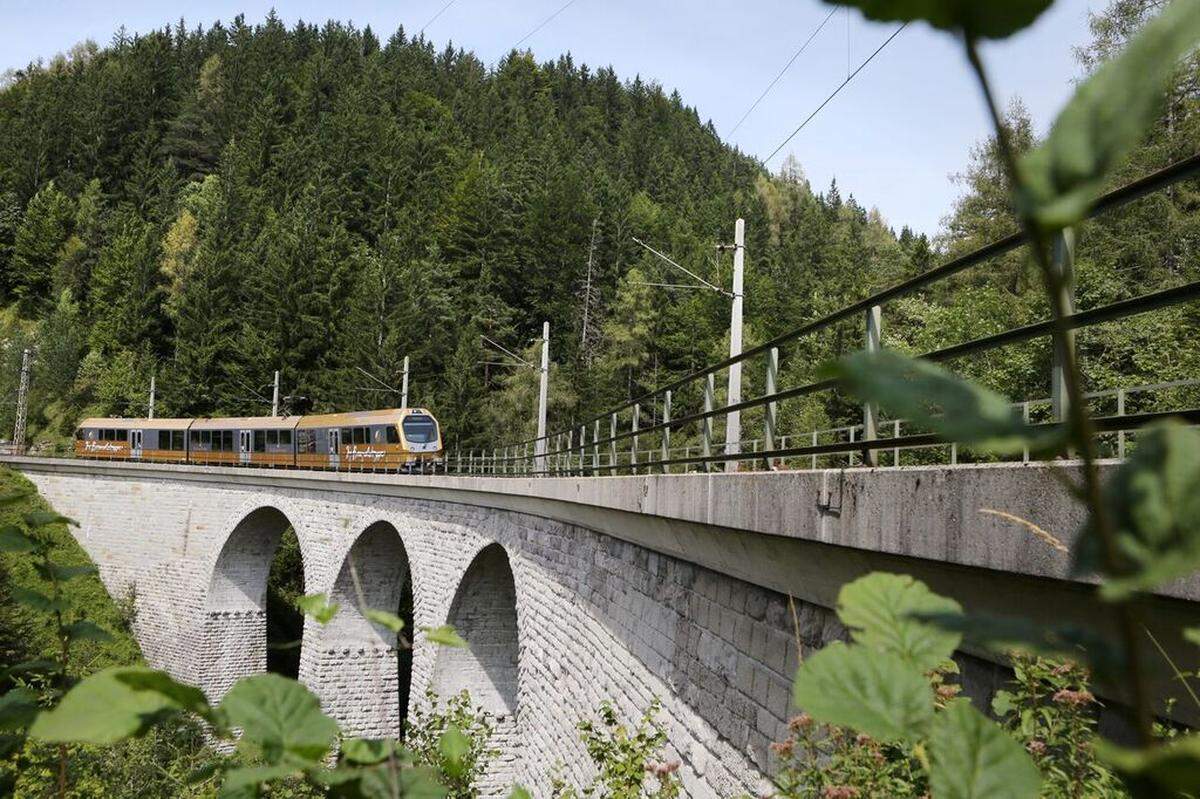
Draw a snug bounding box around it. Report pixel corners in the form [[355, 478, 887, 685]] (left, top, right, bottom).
[[23, 469, 903, 798]]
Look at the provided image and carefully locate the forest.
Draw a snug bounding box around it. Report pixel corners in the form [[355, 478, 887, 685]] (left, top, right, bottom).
[[0, 1, 1195, 454]]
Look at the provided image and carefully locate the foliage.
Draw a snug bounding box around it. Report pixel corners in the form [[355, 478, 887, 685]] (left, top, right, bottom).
[[551, 699, 680, 799], [403, 689, 498, 799], [991, 653, 1125, 798]]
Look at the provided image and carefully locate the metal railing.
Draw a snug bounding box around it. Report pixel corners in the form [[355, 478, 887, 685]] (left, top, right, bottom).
[[451, 153, 1200, 478]]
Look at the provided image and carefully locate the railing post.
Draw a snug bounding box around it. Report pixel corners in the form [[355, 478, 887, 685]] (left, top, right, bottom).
[[610, 413, 618, 476], [555, 433, 563, 476], [661, 390, 672, 474], [702, 374, 715, 473], [593, 419, 600, 474], [764, 347, 779, 469], [848, 425, 856, 467], [811, 430, 818, 470], [863, 305, 882, 467], [1022, 402, 1031, 463], [892, 420, 900, 467], [1050, 228, 1077, 425], [567, 429, 574, 476], [469, 449, 474, 475], [1117, 388, 1127, 460], [579, 425, 586, 476], [631, 404, 640, 475]]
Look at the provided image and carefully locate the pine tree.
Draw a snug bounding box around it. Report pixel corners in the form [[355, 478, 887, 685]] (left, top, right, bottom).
[[10, 181, 73, 314]]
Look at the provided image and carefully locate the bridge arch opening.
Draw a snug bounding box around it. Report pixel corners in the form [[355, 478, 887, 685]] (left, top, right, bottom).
[[201, 506, 305, 698], [308, 520, 413, 738], [432, 543, 520, 719]]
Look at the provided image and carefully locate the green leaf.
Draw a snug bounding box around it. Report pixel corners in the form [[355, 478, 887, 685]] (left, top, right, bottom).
[[1073, 422, 1200, 600], [219, 674, 338, 765], [422, 625, 467, 648], [114, 669, 211, 716], [49, 563, 98, 582], [323, 762, 447, 799], [990, 690, 1014, 718], [930, 699, 1041, 798], [341, 737, 398, 765], [22, 510, 77, 528], [29, 667, 195, 744], [11, 586, 67, 613], [508, 785, 532, 799], [1184, 627, 1200, 647], [65, 619, 112, 642], [792, 641, 933, 742], [294, 593, 340, 625], [1018, 0, 1200, 230], [915, 612, 1123, 679], [364, 609, 405, 635], [0, 688, 40, 732], [1100, 735, 1200, 796], [825, 350, 1063, 454], [221, 763, 304, 792], [438, 725, 471, 778], [838, 572, 962, 672], [2, 659, 60, 679], [0, 525, 36, 553], [824, 0, 1052, 39]]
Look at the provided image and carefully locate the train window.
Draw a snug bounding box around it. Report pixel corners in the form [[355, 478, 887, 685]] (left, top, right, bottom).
[[386, 426, 400, 444], [297, 430, 313, 452], [402, 415, 438, 444], [352, 427, 366, 445], [223, 431, 234, 451], [74, 429, 83, 441], [279, 430, 292, 446], [341, 428, 353, 444], [266, 430, 277, 447], [254, 430, 266, 452], [372, 427, 383, 443]]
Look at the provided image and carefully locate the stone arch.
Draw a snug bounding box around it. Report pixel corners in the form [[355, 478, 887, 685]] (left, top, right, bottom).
[[197, 505, 304, 701], [302, 520, 414, 738], [433, 542, 520, 717]]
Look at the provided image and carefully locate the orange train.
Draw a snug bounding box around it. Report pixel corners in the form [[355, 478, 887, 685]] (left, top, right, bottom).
[[74, 408, 443, 473]]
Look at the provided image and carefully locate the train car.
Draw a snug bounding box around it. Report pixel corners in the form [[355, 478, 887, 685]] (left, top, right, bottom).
[[296, 408, 442, 472], [189, 416, 301, 468], [75, 418, 192, 462]]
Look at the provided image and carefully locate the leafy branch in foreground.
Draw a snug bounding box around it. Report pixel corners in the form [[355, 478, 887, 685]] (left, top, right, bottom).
[[816, 1, 1200, 793]]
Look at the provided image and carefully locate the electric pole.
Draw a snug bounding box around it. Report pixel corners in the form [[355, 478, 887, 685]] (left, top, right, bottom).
[[401, 356, 410, 408], [271, 370, 280, 417], [579, 218, 600, 364], [724, 218, 746, 472], [13, 348, 31, 453], [535, 321, 550, 474], [148, 372, 156, 420]]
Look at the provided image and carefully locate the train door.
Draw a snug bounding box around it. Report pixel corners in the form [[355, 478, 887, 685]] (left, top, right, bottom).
[[129, 429, 143, 459], [328, 428, 340, 470], [238, 430, 252, 465]]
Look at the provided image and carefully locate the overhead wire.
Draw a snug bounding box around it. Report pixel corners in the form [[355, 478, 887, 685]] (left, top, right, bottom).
[[764, 22, 908, 165], [419, 0, 456, 36], [726, 7, 838, 137], [512, 0, 581, 51]]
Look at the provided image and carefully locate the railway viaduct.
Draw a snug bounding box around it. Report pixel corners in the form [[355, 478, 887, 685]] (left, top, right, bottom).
[[3, 456, 1200, 797]]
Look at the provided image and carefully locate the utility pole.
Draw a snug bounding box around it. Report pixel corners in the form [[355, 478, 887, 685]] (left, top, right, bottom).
[[13, 348, 31, 453], [271, 370, 280, 417], [148, 372, 156, 420], [535, 321, 550, 474], [579, 218, 600, 364], [724, 218, 746, 472], [400, 356, 410, 408]]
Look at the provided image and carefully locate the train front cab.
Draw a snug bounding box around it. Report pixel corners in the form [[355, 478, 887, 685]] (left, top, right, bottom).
[[74, 418, 191, 462], [295, 408, 443, 472]]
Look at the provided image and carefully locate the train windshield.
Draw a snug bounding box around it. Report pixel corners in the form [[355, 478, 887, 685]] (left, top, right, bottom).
[[401, 415, 438, 444]]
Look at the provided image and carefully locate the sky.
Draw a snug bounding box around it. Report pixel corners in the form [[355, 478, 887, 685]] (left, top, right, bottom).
[[0, 0, 1103, 236]]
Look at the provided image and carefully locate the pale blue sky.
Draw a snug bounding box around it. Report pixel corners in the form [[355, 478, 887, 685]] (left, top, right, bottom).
[[1, 0, 1102, 236]]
